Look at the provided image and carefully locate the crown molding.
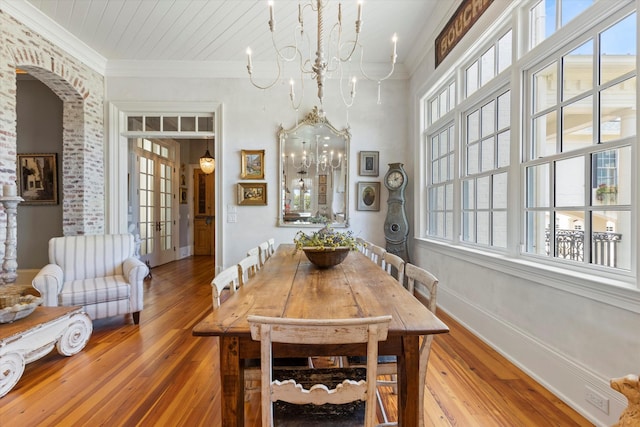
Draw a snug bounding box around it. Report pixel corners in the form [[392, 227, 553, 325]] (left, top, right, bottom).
[[105, 60, 408, 80], [1, 0, 107, 74]]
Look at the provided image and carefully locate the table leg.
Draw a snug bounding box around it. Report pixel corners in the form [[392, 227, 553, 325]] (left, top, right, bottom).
[[0, 352, 25, 398], [398, 335, 420, 427], [220, 336, 243, 427]]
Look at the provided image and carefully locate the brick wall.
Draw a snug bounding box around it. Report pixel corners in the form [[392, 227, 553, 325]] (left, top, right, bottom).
[[0, 10, 105, 248]]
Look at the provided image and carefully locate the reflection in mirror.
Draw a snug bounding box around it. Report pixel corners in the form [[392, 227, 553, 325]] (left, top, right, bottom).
[[278, 107, 350, 227]]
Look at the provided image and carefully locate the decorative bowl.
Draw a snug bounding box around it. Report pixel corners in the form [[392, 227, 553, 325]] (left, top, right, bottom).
[[302, 247, 351, 268], [0, 294, 43, 324]]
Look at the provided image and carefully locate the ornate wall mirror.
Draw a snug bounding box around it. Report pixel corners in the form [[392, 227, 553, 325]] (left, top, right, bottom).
[[278, 107, 350, 227]]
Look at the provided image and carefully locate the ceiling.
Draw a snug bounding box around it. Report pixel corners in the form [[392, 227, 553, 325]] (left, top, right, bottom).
[[13, 0, 453, 76]]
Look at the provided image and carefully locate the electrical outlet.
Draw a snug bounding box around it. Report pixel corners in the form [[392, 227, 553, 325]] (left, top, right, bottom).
[[585, 386, 609, 414]]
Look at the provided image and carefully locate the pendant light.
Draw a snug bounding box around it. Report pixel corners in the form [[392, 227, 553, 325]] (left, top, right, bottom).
[[199, 140, 215, 174]]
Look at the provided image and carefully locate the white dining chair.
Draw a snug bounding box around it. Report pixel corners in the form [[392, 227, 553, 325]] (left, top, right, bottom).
[[376, 262, 439, 427], [246, 246, 262, 269], [370, 244, 386, 268], [258, 241, 271, 266], [248, 314, 392, 427], [210, 265, 240, 309], [267, 237, 276, 256], [382, 252, 405, 286], [237, 254, 260, 287], [356, 237, 368, 254]]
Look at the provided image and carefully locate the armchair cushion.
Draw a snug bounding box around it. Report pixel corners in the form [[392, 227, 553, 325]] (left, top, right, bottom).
[[33, 234, 148, 323]]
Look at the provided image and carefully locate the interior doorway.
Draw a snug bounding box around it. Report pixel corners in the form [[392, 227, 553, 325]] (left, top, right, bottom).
[[134, 138, 178, 267], [193, 169, 215, 256], [113, 106, 220, 271]]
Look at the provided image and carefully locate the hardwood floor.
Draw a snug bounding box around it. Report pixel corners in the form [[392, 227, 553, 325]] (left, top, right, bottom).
[[1, 256, 593, 426]]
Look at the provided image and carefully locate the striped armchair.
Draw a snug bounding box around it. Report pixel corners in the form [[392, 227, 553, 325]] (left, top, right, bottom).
[[32, 234, 149, 324]]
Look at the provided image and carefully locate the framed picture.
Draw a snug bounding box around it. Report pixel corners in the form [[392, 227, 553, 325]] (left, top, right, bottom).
[[180, 187, 188, 204], [241, 149, 265, 179], [17, 153, 58, 205], [237, 182, 267, 205], [318, 184, 327, 194], [318, 174, 327, 184], [357, 181, 380, 211], [318, 194, 327, 204], [359, 151, 379, 176]]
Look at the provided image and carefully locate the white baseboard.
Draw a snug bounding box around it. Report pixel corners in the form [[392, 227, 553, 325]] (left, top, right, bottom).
[[178, 246, 191, 259], [435, 286, 626, 427]]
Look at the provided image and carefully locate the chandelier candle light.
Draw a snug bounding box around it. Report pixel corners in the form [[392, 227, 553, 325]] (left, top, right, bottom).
[[291, 135, 342, 171], [246, 0, 398, 110]]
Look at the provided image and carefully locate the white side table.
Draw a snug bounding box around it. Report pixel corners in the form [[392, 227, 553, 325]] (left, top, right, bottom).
[[0, 306, 92, 397]]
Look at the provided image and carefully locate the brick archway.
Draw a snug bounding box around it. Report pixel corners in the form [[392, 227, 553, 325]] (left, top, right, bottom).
[[2, 40, 105, 236]]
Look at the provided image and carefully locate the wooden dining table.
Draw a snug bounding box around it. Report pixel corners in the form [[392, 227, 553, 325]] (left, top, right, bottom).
[[193, 244, 449, 426]]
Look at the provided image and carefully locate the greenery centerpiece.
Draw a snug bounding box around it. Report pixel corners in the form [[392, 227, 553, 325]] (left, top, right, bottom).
[[294, 226, 357, 268]]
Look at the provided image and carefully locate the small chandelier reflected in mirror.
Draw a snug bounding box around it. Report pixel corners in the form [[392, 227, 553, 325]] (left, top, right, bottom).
[[292, 136, 342, 171], [199, 140, 215, 174]]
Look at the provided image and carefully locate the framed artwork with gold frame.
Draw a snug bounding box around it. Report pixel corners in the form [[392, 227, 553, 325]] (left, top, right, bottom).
[[241, 149, 265, 179], [237, 182, 267, 205]]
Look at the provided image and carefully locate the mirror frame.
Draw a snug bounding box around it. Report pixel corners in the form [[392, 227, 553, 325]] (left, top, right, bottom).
[[277, 107, 350, 228]]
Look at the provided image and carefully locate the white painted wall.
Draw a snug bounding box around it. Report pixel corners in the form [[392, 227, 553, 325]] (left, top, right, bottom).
[[408, 1, 640, 426], [105, 76, 409, 270]]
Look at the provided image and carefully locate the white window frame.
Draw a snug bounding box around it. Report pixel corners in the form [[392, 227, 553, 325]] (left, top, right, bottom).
[[417, 0, 639, 308]]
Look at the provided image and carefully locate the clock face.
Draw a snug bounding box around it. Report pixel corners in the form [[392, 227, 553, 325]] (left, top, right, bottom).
[[386, 171, 404, 189]]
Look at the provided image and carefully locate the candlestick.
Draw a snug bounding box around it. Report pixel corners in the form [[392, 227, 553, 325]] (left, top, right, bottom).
[[391, 33, 398, 58], [268, 0, 275, 31], [0, 196, 23, 284], [246, 48, 253, 71], [2, 184, 16, 197], [289, 78, 295, 102]]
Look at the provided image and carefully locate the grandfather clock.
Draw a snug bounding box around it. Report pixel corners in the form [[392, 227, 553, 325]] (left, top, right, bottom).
[[383, 163, 410, 262]]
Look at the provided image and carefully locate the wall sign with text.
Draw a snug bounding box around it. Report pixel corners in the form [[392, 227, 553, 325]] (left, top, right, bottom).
[[435, 0, 494, 67]]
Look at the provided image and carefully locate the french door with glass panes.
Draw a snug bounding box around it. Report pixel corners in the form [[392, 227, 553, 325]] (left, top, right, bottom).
[[135, 139, 177, 267]]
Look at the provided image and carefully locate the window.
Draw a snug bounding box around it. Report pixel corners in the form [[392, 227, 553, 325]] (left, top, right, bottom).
[[127, 114, 214, 133], [427, 125, 455, 240], [427, 81, 456, 126], [421, 0, 636, 281], [462, 90, 511, 248], [524, 11, 636, 270], [426, 26, 512, 244], [465, 30, 512, 98], [530, 0, 595, 48]]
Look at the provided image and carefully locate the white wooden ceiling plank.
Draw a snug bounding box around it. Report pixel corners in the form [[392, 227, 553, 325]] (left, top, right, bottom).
[[89, 0, 131, 56], [144, 0, 193, 58], [68, 0, 93, 39], [146, 0, 217, 60], [127, 0, 179, 59], [187, 1, 268, 61], [81, 0, 110, 45], [28, 0, 58, 18], [99, 1, 147, 59], [108, 0, 159, 59]]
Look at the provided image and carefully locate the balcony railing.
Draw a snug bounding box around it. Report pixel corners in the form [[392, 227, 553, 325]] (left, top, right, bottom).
[[545, 229, 622, 267]]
